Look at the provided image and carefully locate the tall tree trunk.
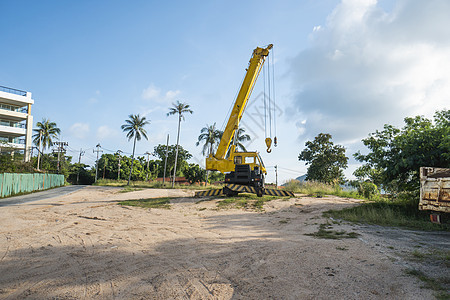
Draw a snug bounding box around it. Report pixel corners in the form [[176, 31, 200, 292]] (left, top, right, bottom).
[[37, 131, 42, 170], [206, 142, 213, 185], [172, 115, 181, 187], [128, 135, 137, 186]]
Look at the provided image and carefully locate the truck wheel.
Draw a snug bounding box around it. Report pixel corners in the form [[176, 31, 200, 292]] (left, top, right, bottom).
[[256, 188, 263, 197], [223, 187, 238, 197]]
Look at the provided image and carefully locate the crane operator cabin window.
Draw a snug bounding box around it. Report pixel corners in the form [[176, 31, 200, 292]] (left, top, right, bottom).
[[245, 157, 255, 164], [234, 156, 242, 164]]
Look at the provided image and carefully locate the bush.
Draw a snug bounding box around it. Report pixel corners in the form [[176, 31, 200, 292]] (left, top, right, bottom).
[[357, 181, 379, 199]]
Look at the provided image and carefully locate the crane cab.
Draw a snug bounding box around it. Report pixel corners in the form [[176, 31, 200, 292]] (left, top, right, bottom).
[[223, 151, 266, 193]]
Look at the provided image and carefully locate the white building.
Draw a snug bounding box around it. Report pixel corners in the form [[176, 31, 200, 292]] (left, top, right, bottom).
[[0, 86, 34, 162]]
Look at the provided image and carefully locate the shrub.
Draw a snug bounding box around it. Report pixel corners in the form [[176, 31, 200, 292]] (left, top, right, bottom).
[[358, 181, 379, 199]]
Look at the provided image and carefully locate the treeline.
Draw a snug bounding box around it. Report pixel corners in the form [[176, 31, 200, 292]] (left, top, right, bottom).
[[298, 109, 450, 197], [0, 143, 224, 185]]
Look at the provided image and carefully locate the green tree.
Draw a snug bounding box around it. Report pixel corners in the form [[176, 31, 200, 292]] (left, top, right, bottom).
[[32, 118, 61, 169], [231, 127, 251, 152], [226, 127, 251, 158], [196, 123, 222, 156], [0, 150, 33, 173], [154, 144, 192, 177], [121, 114, 150, 185], [32, 118, 61, 150], [354, 110, 450, 194], [196, 123, 222, 184], [208, 170, 225, 183], [67, 163, 95, 185], [298, 133, 348, 184], [167, 101, 193, 186], [183, 163, 206, 184]]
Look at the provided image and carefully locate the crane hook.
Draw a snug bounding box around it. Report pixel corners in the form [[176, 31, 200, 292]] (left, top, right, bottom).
[[265, 137, 272, 153]]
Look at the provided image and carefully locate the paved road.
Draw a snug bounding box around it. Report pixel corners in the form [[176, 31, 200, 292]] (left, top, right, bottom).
[[0, 185, 87, 207]]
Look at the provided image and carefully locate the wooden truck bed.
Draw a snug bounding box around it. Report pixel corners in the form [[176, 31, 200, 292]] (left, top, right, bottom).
[[419, 167, 450, 213]]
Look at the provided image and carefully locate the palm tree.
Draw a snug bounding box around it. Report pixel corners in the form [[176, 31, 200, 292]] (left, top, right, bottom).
[[196, 123, 223, 184], [231, 127, 251, 152], [121, 114, 150, 185], [167, 100, 193, 187], [196, 123, 223, 156], [32, 118, 61, 169]]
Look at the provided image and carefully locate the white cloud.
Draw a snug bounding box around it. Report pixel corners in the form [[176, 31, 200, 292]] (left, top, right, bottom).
[[69, 123, 90, 139], [142, 84, 160, 100], [96, 125, 119, 140], [165, 90, 181, 102], [290, 0, 450, 143], [142, 83, 181, 104]]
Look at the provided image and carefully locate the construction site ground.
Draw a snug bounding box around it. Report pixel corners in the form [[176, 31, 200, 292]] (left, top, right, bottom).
[[0, 186, 448, 299]]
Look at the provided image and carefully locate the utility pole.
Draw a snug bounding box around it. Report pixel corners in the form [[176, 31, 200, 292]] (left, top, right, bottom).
[[145, 151, 151, 181], [93, 144, 103, 182], [163, 134, 169, 186], [53, 141, 68, 174], [172, 115, 181, 188], [37, 130, 42, 170], [78, 148, 85, 164], [275, 165, 278, 187], [77, 148, 85, 185], [116, 150, 122, 180]]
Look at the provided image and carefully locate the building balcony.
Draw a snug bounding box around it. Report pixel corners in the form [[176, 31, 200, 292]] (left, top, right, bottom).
[[0, 86, 34, 107], [0, 108, 28, 121], [0, 125, 26, 136], [0, 142, 25, 150]]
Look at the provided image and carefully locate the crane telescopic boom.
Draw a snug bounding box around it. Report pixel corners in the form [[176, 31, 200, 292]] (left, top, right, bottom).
[[195, 44, 294, 198], [213, 44, 273, 160], [205, 44, 273, 197]]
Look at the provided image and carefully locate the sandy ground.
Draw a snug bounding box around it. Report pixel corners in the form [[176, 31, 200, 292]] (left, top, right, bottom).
[[0, 186, 448, 299]]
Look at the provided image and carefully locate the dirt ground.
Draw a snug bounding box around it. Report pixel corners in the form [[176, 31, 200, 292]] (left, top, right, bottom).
[[0, 186, 448, 299]]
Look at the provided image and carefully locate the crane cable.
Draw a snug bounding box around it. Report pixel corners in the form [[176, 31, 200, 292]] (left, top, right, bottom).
[[264, 48, 274, 153], [267, 52, 272, 139], [271, 47, 277, 147], [263, 58, 267, 139]]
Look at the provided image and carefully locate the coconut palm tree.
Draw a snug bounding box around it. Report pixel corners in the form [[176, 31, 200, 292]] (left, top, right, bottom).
[[32, 118, 61, 150], [230, 127, 251, 152], [196, 123, 223, 184], [32, 118, 61, 169], [121, 114, 150, 185], [196, 123, 223, 156], [167, 100, 193, 187]]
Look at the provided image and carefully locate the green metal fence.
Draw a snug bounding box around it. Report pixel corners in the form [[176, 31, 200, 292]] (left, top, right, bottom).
[[0, 173, 65, 198]]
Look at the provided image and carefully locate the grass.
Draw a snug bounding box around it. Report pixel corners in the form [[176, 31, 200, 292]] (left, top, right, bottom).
[[336, 246, 349, 251], [283, 180, 450, 231], [405, 269, 449, 299], [408, 249, 450, 268], [283, 180, 363, 199], [118, 197, 171, 209], [118, 186, 144, 193], [94, 179, 222, 190], [216, 193, 288, 211], [305, 223, 360, 239], [324, 196, 450, 231]]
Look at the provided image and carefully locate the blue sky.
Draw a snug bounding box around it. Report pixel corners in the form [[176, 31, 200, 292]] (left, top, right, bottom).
[[1, 0, 449, 183]]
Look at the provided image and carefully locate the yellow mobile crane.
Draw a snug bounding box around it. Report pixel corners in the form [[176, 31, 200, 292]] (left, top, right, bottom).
[[196, 44, 294, 198]]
